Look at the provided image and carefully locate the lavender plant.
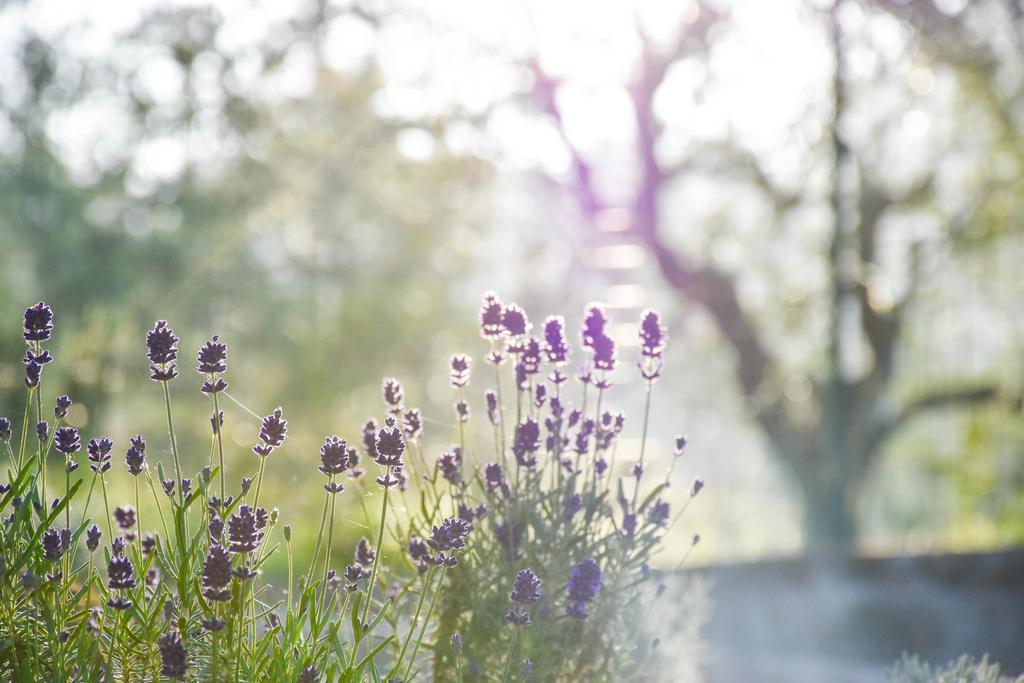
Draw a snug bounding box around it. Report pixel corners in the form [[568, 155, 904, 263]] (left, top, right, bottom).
[[0, 294, 702, 681]]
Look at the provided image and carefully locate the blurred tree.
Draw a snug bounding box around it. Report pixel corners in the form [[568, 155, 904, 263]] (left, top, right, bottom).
[[0, 1, 487, 556], [520, 0, 1024, 551]]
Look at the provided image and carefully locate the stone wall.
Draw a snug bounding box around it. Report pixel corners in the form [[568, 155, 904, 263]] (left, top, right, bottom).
[[683, 550, 1024, 682]]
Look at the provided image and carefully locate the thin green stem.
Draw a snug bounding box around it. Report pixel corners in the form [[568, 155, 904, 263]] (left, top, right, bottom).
[[361, 479, 390, 625], [499, 625, 521, 683], [161, 380, 184, 506], [211, 387, 227, 506], [391, 565, 436, 678], [403, 564, 448, 680], [320, 482, 338, 609], [98, 474, 113, 541], [351, 477, 391, 667], [307, 491, 331, 580], [630, 383, 654, 509], [16, 390, 31, 470]]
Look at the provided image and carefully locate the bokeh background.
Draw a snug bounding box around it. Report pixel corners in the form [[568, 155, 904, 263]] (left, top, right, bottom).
[[1, 0, 1023, 679]]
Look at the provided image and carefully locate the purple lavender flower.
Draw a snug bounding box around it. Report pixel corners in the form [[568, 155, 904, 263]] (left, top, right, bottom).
[[566, 558, 602, 619], [197, 336, 228, 393], [519, 336, 542, 378], [298, 665, 319, 683], [54, 395, 72, 419], [581, 303, 608, 349], [402, 409, 423, 441], [208, 515, 224, 542], [649, 500, 671, 527], [639, 309, 667, 358], [0, 417, 10, 442], [563, 494, 582, 521], [319, 436, 355, 478], [479, 292, 505, 339], [533, 383, 547, 409], [111, 536, 127, 556], [86, 524, 101, 552], [114, 506, 136, 531], [54, 427, 81, 456], [107, 554, 137, 590], [451, 633, 462, 654], [505, 607, 532, 627], [362, 419, 378, 461], [622, 513, 637, 538], [23, 302, 54, 342], [591, 333, 617, 372], [381, 377, 404, 414], [355, 537, 376, 566], [512, 419, 540, 468], [202, 544, 232, 602], [158, 630, 187, 679], [510, 568, 543, 605], [344, 564, 364, 592], [374, 425, 405, 468], [485, 390, 500, 426], [408, 535, 431, 573], [521, 658, 534, 679], [675, 435, 688, 456], [35, 420, 47, 443], [438, 447, 462, 485], [543, 315, 571, 365], [146, 321, 179, 381], [427, 517, 473, 553], [227, 505, 265, 554], [449, 354, 472, 389], [691, 478, 704, 497], [484, 462, 506, 493], [41, 528, 65, 561], [24, 362, 41, 389], [87, 437, 113, 474], [454, 399, 470, 423], [125, 435, 146, 475], [502, 303, 530, 337], [252, 407, 287, 458]]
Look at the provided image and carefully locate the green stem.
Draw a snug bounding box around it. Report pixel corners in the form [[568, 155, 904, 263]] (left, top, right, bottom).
[[99, 474, 113, 541], [352, 477, 391, 667], [307, 491, 330, 580], [319, 482, 338, 611], [211, 387, 226, 506], [499, 625, 521, 683], [161, 380, 184, 506], [403, 564, 448, 680], [391, 565, 436, 678], [630, 382, 654, 509]]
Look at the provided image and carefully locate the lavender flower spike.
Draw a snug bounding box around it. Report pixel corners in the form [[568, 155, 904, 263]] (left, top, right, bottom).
[[253, 407, 287, 457], [23, 302, 54, 342], [146, 320, 179, 381], [566, 558, 602, 619], [479, 291, 505, 339]]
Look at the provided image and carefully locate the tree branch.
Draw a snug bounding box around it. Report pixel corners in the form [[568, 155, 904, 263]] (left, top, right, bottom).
[[868, 384, 1005, 452]]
